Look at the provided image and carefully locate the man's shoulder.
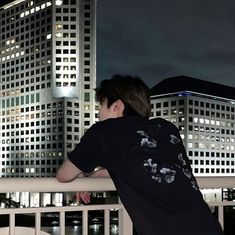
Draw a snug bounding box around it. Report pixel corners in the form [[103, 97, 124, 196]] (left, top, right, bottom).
[[97, 116, 140, 126], [149, 118, 180, 135], [150, 117, 175, 128]]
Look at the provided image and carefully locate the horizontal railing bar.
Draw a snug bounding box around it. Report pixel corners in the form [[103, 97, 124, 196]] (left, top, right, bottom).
[[0, 176, 234, 194], [207, 201, 235, 206], [0, 204, 123, 215], [196, 176, 235, 189], [0, 178, 116, 193], [1, 201, 235, 216]]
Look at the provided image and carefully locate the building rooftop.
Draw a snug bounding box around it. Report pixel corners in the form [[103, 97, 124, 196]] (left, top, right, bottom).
[[151, 75, 235, 100], [0, 0, 24, 9]]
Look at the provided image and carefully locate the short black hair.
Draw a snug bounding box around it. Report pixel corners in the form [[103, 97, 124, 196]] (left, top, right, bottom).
[[95, 74, 151, 119]]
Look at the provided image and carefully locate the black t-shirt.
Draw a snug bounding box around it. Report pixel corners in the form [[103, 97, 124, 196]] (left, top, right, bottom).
[[68, 116, 223, 235]]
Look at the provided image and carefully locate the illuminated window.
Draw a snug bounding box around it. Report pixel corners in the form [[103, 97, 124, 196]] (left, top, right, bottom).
[[188, 143, 193, 148], [56, 24, 62, 30], [56, 33, 62, 38], [56, 0, 63, 5]]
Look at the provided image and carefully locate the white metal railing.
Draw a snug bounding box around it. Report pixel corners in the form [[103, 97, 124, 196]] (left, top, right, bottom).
[[0, 178, 132, 235], [0, 177, 234, 234]]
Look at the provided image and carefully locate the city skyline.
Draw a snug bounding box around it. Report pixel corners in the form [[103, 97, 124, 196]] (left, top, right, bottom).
[[1, 0, 235, 88], [0, 0, 97, 178]]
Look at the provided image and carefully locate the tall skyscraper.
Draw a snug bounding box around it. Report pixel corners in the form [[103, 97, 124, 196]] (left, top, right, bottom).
[[151, 76, 235, 176], [0, 0, 97, 178]]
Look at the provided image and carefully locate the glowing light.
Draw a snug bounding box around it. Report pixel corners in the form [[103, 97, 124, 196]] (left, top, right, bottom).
[[55, 0, 63, 6], [55, 32, 62, 38], [56, 24, 62, 30]]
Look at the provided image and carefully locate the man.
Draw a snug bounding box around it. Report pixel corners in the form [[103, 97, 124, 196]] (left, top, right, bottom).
[[56, 74, 223, 235]]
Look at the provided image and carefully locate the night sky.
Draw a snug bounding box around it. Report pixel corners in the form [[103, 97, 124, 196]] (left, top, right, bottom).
[[1, 0, 235, 88], [97, 0, 235, 88]]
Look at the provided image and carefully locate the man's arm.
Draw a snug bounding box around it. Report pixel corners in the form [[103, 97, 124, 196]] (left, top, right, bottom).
[[90, 168, 109, 177], [56, 159, 85, 183]]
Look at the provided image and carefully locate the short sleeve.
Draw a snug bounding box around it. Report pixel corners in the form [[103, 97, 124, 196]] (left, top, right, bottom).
[[68, 124, 104, 173]]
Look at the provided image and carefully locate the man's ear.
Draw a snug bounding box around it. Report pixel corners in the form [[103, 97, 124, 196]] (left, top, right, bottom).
[[113, 99, 125, 116]]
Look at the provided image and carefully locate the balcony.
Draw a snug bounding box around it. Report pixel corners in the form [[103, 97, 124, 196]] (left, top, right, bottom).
[[0, 177, 234, 235]]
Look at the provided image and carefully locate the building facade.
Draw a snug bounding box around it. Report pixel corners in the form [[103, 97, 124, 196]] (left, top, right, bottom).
[[151, 76, 235, 177], [0, 0, 97, 178]]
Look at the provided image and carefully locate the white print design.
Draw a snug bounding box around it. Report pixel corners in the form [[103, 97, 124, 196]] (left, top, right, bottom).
[[144, 159, 176, 184], [144, 159, 158, 173], [137, 130, 157, 148], [178, 153, 186, 166], [182, 168, 192, 179], [140, 128, 198, 190], [191, 180, 199, 190], [152, 175, 162, 183], [160, 168, 176, 183], [137, 130, 148, 137], [170, 134, 180, 144]]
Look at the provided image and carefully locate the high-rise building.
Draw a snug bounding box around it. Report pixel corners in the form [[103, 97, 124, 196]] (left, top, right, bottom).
[[151, 76, 235, 176], [0, 0, 97, 178]]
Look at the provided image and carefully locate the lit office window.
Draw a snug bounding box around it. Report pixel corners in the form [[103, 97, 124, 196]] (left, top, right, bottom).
[[199, 118, 204, 124], [56, 0, 63, 6], [188, 143, 193, 148]]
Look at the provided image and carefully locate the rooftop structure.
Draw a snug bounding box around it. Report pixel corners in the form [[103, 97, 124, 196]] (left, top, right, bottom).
[[151, 76, 235, 176]]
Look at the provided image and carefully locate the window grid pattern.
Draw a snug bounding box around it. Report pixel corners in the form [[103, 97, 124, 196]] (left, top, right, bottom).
[[0, 0, 96, 177], [151, 93, 235, 176]]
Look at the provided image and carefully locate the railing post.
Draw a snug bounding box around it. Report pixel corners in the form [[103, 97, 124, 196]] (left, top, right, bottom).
[[218, 205, 224, 231], [82, 210, 88, 235], [118, 198, 133, 235], [35, 212, 41, 235], [60, 211, 65, 235], [9, 213, 15, 235], [104, 209, 110, 235], [119, 208, 133, 235]]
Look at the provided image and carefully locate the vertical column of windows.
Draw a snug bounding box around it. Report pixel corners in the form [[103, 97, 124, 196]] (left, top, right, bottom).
[[187, 97, 235, 176], [55, 0, 78, 89]]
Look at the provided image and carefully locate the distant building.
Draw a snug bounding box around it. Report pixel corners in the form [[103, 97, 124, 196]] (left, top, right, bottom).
[[0, 0, 97, 178], [151, 76, 235, 176]]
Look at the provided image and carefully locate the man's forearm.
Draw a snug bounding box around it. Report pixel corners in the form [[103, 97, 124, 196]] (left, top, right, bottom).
[[89, 168, 110, 177]]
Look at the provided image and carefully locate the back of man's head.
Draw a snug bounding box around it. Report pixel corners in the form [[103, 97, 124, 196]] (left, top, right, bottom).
[[96, 74, 151, 119]]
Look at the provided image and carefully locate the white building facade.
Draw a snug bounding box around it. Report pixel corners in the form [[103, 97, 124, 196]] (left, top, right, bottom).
[[151, 76, 235, 177], [0, 0, 97, 178]]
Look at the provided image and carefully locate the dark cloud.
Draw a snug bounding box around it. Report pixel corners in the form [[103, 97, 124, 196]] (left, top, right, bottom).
[[97, 0, 235, 88]]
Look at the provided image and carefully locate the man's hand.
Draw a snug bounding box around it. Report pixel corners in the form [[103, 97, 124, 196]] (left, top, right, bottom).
[[76, 192, 91, 204], [76, 168, 110, 205]]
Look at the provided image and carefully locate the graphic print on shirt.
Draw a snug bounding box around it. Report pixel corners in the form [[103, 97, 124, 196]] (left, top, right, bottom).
[[143, 158, 176, 184], [137, 130, 157, 148], [138, 130, 199, 190]]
